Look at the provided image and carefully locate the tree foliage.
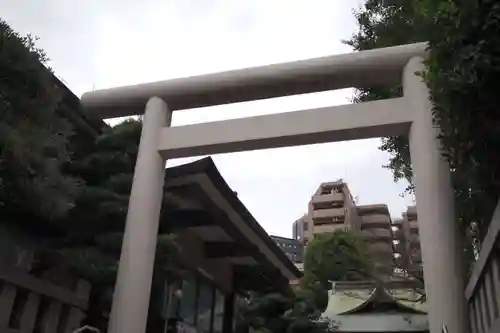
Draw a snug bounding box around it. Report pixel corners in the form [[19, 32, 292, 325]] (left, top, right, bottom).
[[238, 291, 336, 333], [40, 120, 184, 330], [0, 19, 79, 220], [239, 231, 380, 333], [44, 119, 184, 283], [303, 230, 372, 289], [345, 0, 500, 241]]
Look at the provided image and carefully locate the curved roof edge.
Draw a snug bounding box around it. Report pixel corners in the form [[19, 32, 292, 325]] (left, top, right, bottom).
[[164, 157, 302, 280], [340, 287, 426, 315], [324, 283, 427, 317]]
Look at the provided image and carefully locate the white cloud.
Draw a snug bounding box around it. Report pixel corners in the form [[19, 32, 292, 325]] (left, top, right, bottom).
[[0, 0, 414, 237]]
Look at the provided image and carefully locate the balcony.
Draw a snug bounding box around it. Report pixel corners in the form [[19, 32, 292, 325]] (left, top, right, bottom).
[[313, 224, 348, 234], [320, 180, 344, 189], [394, 241, 407, 254], [392, 218, 403, 227], [360, 214, 391, 228], [394, 254, 408, 267], [311, 192, 344, 209], [409, 221, 419, 230], [367, 242, 394, 255], [357, 204, 390, 216], [311, 207, 345, 221], [405, 206, 417, 221], [408, 263, 423, 277], [409, 235, 420, 248], [373, 262, 395, 275], [361, 228, 392, 241], [408, 233, 420, 242], [393, 228, 405, 241], [411, 252, 422, 264]]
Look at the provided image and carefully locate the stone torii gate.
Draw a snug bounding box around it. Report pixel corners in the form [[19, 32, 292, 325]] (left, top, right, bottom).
[[81, 43, 467, 333]]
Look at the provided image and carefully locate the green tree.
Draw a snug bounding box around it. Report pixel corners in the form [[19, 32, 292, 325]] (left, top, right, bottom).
[[343, 0, 425, 194], [238, 291, 335, 333], [39, 119, 185, 279], [0, 19, 79, 220], [54, 119, 183, 241], [34, 120, 184, 331], [236, 234, 368, 333], [345, 0, 500, 246], [302, 230, 426, 303], [303, 230, 371, 289], [0, 21, 183, 331]]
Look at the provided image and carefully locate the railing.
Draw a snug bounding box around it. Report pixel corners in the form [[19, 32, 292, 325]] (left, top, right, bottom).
[[465, 201, 500, 333], [0, 264, 90, 333]]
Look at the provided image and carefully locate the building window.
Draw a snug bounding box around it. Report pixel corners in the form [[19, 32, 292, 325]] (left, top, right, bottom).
[[212, 290, 225, 333], [162, 272, 230, 333], [233, 294, 249, 333], [333, 216, 344, 223], [196, 282, 214, 333], [162, 277, 183, 320], [313, 218, 332, 225], [179, 276, 198, 325], [303, 223, 308, 231]]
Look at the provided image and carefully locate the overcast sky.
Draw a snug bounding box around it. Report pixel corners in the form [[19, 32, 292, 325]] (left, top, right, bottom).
[[1, 0, 415, 237]]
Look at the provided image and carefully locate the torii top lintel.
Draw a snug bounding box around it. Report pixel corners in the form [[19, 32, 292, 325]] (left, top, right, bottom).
[[81, 42, 427, 119]]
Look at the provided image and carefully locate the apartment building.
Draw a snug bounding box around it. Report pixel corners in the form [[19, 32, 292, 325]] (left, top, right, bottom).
[[393, 218, 406, 271], [270, 235, 304, 263], [303, 180, 358, 244], [393, 206, 422, 276], [292, 215, 307, 241], [356, 204, 394, 275], [295, 180, 396, 276]]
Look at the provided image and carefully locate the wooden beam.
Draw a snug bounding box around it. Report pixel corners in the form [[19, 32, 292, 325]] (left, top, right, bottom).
[[161, 209, 214, 230], [0, 265, 88, 310], [233, 264, 290, 293], [204, 242, 256, 258]]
